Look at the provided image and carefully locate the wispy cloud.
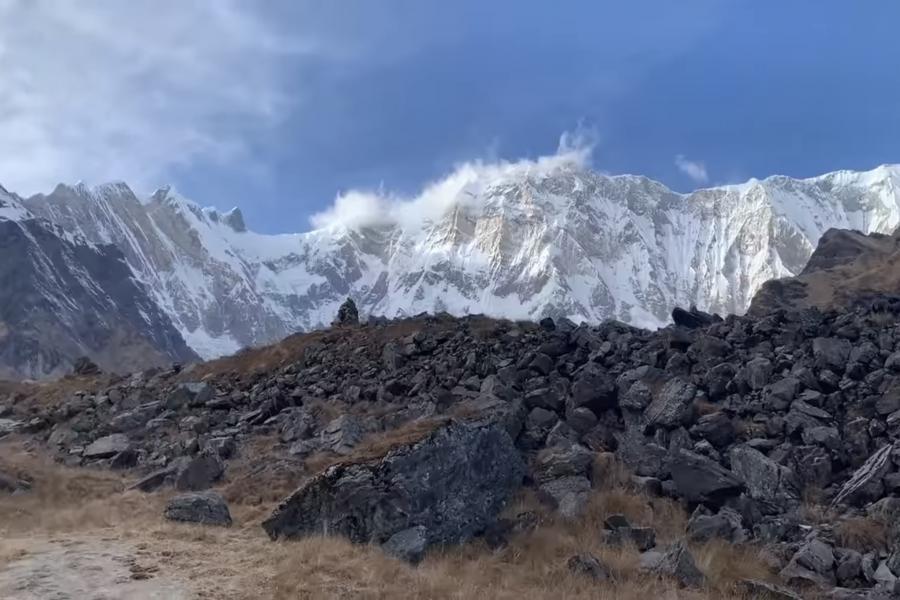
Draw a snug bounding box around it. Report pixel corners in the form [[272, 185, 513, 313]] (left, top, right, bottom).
[[674, 154, 709, 184], [310, 131, 592, 231], [0, 0, 313, 195]]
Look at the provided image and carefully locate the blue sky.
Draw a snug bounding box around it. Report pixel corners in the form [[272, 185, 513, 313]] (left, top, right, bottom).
[[2, 1, 899, 233]]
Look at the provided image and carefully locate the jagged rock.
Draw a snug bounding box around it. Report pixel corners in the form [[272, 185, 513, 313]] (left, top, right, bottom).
[[531, 442, 593, 483], [672, 306, 718, 329], [71, 356, 101, 376], [780, 538, 836, 587], [668, 448, 742, 506], [833, 444, 895, 507], [567, 553, 610, 581], [538, 476, 592, 519], [730, 445, 801, 513], [813, 337, 852, 373], [261, 421, 525, 556], [649, 540, 705, 588], [690, 411, 735, 448], [686, 506, 746, 543], [164, 491, 232, 526], [333, 297, 359, 326], [83, 433, 131, 459], [569, 364, 616, 413], [174, 452, 225, 491], [320, 415, 364, 455], [643, 378, 696, 430]]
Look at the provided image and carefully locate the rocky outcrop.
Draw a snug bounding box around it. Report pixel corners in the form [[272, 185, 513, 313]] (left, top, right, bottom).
[[261, 420, 525, 560], [164, 491, 232, 526]]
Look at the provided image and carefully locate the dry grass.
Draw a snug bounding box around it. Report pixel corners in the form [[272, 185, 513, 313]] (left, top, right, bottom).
[[835, 516, 889, 553], [0, 438, 776, 600]]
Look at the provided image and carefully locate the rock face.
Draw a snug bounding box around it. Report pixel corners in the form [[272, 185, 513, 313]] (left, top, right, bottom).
[[0, 186, 197, 379], [6, 164, 900, 370], [750, 226, 900, 315], [261, 420, 525, 559]]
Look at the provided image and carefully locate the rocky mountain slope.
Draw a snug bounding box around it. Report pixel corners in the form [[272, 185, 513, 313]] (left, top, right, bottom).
[[0, 185, 197, 380], [751, 226, 900, 315], [13, 163, 900, 362], [8, 300, 900, 597]]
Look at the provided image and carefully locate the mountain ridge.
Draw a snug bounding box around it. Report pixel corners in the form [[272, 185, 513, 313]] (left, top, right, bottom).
[[6, 161, 900, 369]]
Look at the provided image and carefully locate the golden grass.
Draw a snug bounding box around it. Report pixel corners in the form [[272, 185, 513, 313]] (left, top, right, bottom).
[[834, 516, 889, 553], [0, 438, 776, 600]]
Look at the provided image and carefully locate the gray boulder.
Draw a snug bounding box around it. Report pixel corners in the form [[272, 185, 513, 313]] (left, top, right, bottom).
[[729, 445, 801, 513], [668, 448, 742, 505], [538, 476, 591, 519], [261, 421, 525, 559], [382, 526, 429, 564], [164, 491, 232, 526], [643, 378, 696, 429], [174, 452, 225, 491], [813, 337, 852, 373], [320, 415, 364, 455], [833, 444, 895, 507], [780, 537, 836, 587], [650, 540, 705, 588], [83, 433, 131, 459]]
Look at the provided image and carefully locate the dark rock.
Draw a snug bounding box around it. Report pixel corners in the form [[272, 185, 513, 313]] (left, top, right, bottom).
[[650, 540, 706, 588], [174, 452, 225, 491], [813, 337, 852, 373], [672, 306, 718, 329], [262, 421, 525, 554], [333, 297, 359, 326], [780, 537, 836, 587], [668, 448, 742, 506], [164, 491, 232, 526], [83, 433, 131, 460], [833, 444, 894, 507], [72, 356, 101, 376], [686, 506, 746, 543], [643, 378, 696, 429], [690, 411, 735, 448], [538, 476, 591, 519], [570, 364, 616, 413], [730, 445, 801, 513]]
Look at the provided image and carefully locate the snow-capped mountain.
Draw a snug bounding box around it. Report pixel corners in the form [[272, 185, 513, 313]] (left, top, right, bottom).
[[0, 184, 196, 380], [11, 162, 900, 365]]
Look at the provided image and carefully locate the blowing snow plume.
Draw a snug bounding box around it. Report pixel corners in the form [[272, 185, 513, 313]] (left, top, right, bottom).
[[309, 135, 593, 231]]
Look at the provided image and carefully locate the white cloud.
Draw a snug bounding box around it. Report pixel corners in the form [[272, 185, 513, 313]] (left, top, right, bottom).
[[0, 0, 311, 195], [310, 132, 592, 231], [674, 154, 709, 185]]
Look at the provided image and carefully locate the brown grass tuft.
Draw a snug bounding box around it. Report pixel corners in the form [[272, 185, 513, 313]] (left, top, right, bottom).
[[835, 517, 889, 553]]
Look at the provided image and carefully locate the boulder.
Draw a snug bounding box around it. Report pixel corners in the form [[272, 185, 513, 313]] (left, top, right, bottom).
[[333, 297, 359, 326], [650, 540, 705, 588], [672, 306, 718, 329], [813, 337, 852, 373], [780, 538, 836, 587], [382, 526, 429, 564], [174, 452, 225, 491], [83, 433, 131, 460], [320, 415, 364, 455], [668, 448, 742, 506], [643, 378, 696, 430], [729, 445, 801, 513], [832, 444, 894, 508], [261, 421, 525, 559], [538, 476, 591, 519], [164, 491, 232, 526]]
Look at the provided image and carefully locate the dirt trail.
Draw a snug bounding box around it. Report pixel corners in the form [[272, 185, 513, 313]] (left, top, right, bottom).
[[0, 535, 192, 600]]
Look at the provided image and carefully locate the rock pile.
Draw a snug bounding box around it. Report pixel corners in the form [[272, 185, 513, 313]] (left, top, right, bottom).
[[9, 301, 900, 595]]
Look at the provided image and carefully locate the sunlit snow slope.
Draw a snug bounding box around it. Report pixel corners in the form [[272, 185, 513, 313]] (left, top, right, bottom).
[[18, 161, 900, 359]]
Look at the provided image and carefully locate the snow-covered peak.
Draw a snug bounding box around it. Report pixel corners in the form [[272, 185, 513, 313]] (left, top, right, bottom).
[[0, 185, 30, 221]]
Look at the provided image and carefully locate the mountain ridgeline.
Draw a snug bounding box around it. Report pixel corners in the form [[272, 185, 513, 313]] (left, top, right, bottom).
[[2, 163, 900, 379]]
